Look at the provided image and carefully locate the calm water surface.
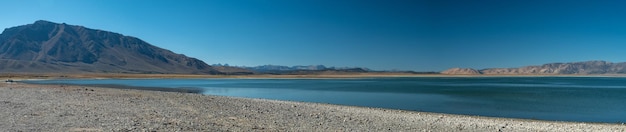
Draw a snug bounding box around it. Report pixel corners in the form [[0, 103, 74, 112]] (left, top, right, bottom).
[[27, 77, 626, 123]]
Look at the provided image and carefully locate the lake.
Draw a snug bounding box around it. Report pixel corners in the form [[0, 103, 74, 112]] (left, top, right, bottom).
[[25, 77, 626, 123]]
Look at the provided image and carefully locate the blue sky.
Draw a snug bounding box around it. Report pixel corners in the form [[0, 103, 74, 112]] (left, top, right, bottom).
[[1, 0, 626, 71]]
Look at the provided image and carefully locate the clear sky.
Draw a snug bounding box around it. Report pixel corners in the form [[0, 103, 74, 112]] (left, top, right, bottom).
[[1, 0, 626, 71]]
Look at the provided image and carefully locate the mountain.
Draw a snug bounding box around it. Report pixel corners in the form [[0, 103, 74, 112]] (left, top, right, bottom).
[[236, 64, 370, 74], [0, 20, 247, 74], [441, 60, 626, 75], [241, 65, 328, 72], [440, 68, 481, 75]]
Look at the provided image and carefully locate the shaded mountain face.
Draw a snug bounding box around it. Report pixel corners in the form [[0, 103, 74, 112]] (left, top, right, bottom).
[[441, 61, 626, 75], [0, 20, 236, 74]]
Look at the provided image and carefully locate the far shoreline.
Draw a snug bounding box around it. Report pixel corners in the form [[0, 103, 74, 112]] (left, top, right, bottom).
[[4, 73, 626, 80]]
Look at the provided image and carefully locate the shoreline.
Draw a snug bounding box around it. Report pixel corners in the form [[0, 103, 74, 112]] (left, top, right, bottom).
[[20, 80, 626, 124], [1, 83, 624, 131], [5, 73, 626, 80]]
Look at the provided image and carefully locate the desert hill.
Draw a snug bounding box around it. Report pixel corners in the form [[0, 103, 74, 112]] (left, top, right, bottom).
[[442, 60, 626, 75], [0, 20, 249, 74]]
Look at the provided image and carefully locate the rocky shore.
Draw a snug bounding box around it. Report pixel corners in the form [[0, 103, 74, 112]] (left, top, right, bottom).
[[0, 83, 624, 131]]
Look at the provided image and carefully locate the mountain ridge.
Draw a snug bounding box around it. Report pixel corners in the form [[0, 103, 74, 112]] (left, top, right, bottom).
[[233, 64, 371, 72], [0, 20, 248, 74], [225, 64, 370, 74], [441, 60, 626, 75]]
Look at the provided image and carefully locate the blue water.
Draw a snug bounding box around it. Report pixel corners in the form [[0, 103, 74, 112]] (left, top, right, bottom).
[[26, 77, 626, 123]]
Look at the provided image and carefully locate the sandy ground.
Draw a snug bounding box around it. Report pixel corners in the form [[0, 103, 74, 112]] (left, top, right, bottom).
[[0, 83, 624, 131]]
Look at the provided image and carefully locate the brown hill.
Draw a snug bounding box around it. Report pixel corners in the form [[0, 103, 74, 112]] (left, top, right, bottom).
[[0, 20, 248, 74], [440, 68, 481, 75], [441, 61, 626, 75]]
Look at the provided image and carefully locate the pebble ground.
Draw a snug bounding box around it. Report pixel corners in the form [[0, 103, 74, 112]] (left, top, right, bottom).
[[0, 83, 624, 131]]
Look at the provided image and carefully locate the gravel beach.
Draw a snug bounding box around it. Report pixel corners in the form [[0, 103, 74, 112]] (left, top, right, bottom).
[[0, 83, 624, 131]]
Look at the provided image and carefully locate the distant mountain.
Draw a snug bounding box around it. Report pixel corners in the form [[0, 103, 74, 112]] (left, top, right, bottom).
[[240, 65, 326, 71], [441, 60, 626, 75], [440, 68, 481, 75], [0, 20, 249, 74], [232, 64, 370, 74]]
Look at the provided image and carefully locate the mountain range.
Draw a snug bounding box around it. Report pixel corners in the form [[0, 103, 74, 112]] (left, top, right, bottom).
[[441, 60, 626, 75], [233, 64, 368, 72], [5, 21, 625, 76], [229, 64, 370, 74], [0, 20, 249, 74]]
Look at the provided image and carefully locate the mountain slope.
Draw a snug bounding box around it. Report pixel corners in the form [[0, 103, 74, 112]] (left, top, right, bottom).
[[0, 20, 237, 74], [441, 60, 626, 75]]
